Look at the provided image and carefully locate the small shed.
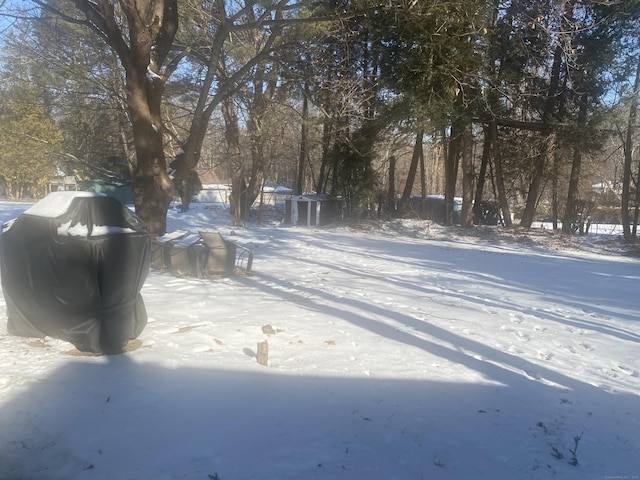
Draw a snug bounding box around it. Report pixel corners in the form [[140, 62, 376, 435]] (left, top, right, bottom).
[[284, 194, 342, 227]]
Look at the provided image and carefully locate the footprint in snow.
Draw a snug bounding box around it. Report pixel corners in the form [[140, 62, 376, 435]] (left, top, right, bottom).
[[509, 314, 524, 324], [565, 326, 588, 336], [579, 343, 594, 351], [538, 351, 553, 361], [613, 364, 639, 377]]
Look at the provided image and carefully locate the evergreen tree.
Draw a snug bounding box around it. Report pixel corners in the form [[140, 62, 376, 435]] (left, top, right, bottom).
[[0, 81, 63, 198]]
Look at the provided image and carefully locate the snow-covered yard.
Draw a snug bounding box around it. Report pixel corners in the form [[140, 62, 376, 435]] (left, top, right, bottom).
[[1, 200, 639, 479]]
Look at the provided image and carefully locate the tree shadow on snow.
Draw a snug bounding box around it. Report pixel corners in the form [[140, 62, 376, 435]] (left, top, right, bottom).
[[262, 231, 640, 339], [2, 230, 640, 479]]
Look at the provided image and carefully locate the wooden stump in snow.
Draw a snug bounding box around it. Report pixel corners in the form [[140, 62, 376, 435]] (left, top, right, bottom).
[[256, 340, 269, 366]]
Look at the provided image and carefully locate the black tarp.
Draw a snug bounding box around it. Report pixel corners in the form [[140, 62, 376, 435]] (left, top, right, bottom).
[[0, 192, 151, 353]]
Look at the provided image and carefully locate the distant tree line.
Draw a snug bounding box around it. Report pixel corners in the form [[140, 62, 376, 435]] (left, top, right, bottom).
[[0, 0, 639, 238]]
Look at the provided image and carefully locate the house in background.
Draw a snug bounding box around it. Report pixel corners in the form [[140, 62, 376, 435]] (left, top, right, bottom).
[[47, 175, 77, 193], [77, 179, 134, 205]]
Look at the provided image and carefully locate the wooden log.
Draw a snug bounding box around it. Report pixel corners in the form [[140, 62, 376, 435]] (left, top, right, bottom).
[[256, 340, 269, 366]]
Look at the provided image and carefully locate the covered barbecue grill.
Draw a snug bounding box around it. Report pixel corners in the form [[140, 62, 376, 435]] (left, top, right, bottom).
[[0, 192, 151, 353]]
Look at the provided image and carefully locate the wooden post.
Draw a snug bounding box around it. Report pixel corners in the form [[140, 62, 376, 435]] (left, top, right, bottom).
[[256, 340, 269, 366]]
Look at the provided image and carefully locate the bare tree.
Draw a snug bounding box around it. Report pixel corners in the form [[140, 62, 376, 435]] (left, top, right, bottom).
[[163, 0, 336, 223], [29, 0, 323, 233]]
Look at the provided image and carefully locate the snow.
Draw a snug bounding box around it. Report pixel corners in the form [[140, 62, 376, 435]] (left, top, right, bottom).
[[23, 191, 104, 218], [56, 221, 137, 237], [1, 200, 639, 480], [18, 191, 137, 236]]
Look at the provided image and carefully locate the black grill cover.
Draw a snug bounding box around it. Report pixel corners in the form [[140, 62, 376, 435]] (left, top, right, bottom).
[[0, 192, 151, 353]]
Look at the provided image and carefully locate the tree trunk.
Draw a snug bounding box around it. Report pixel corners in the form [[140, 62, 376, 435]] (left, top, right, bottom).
[[419, 137, 427, 203], [329, 119, 349, 198], [562, 93, 588, 234], [491, 120, 513, 227], [64, 0, 181, 237], [221, 97, 245, 225], [296, 89, 309, 196], [316, 117, 334, 194], [169, 2, 228, 213], [634, 155, 640, 236], [445, 119, 462, 225], [170, 0, 288, 218], [386, 155, 396, 216], [400, 129, 424, 207], [126, 69, 173, 237], [520, 44, 564, 228], [621, 136, 633, 238], [461, 115, 474, 228], [622, 54, 640, 238], [552, 149, 559, 230], [245, 115, 266, 225], [474, 124, 491, 224], [173, 98, 215, 212], [520, 137, 551, 228], [244, 103, 266, 222]]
